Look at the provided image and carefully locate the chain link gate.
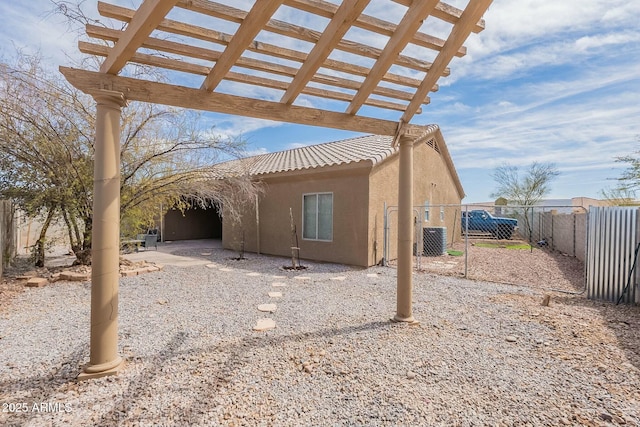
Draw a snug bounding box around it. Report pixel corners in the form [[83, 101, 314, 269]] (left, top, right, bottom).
[[383, 203, 588, 289]]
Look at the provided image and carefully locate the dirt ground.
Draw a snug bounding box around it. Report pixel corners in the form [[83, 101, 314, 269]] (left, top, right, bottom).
[[414, 239, 585, 292]]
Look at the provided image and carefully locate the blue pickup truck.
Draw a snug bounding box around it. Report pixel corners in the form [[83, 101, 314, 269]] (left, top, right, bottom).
[[461, 210, 518, 240]]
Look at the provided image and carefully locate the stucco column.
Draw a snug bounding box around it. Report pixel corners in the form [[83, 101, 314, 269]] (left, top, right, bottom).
[[393, 133, 418, 324], [79, 90, 126, 380]]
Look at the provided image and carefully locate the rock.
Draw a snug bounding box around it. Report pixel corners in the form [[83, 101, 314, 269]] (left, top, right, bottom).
[[253, 318, 275, 331], [60, 271, 91, 281], [505, 336, 517, 343], [612, 414, 626, 424], [599, 413, 613, 422], [303, 365, 313, 373], [542, 294, 551, 306], [407, 371, 417, 379], [26, 277, 48, 287], [257, 304, 277, 313], [268, 292, 282, 298]]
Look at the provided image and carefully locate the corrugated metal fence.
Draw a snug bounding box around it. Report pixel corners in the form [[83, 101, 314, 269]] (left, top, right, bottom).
[[586, 206, 639, 304]]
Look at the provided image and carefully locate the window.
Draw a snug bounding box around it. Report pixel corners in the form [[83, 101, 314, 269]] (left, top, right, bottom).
[[303, 193, 333, 241]]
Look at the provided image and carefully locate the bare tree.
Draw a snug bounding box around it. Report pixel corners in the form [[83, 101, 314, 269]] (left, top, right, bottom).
[[490, 162, 560, 240], [186, 159, 266, 259], [0, 53, 243, 265], [601, 138, 640, 205]]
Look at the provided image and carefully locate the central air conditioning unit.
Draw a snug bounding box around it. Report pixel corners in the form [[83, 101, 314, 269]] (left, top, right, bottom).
[[422, 226, 447, 256]]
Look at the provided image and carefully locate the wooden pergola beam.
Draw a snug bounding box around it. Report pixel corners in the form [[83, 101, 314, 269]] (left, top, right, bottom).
[[280, 0, 371, 104], [201, 0, 284, 91], [174, 0, 447, 75], [99, 0, 178, 74], [284, 0, 466, 57], [96, 3, 438, 91], [82, 30, 431, 106], [347, 0, 439, 115], [80, 42, 424, 112], [60, 67, 411, 136], [393, 0, 486, 33], [401, 0, 492, 123]]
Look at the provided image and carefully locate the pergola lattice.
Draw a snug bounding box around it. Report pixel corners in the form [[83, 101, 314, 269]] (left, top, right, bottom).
[[60, 0, 492, 379]]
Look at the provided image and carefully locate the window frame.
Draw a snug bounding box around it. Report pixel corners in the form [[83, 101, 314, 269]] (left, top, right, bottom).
[[302, 192, 334, 242]]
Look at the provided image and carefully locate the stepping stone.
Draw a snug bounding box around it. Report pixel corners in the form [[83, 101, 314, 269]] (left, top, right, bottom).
[[60, 271, 91, 281], [331, 276, 346, 281], [294, 276, 310, 281], [258, 303, 277, 313], [268, 292, 282, 298], [205, 264, 218, 269], [254, 318, 275, 331], [200, 252, 212, 256], [26, 277, 48, 287], [246, 272, 260, 277], [272, 275, 286, 279], [219, 268, 233, 272], [367, 273, 378, 278], [272, 282, 287, 287]]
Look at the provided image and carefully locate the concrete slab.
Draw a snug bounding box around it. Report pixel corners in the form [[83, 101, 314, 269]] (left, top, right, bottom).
[[122, 239, 222, 267], [123, 251, 210, 267]]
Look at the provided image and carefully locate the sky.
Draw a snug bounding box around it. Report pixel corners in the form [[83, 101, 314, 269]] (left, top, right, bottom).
[[1, 0, 639, 203]]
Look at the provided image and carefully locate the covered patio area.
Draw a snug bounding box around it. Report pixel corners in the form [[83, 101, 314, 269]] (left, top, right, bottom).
[[59, 0, 493, 379]]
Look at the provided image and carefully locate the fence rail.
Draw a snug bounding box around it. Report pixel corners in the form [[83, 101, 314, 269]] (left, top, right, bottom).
[[383, 203, 597, 297]]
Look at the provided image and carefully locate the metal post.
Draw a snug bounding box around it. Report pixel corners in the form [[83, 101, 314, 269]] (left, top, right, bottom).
[[464, 204, 468, 278], [383, 201, 387, 266], [255, 194, 260, 255], [160, 202, 164, 243], [78, 90, 126, 380]]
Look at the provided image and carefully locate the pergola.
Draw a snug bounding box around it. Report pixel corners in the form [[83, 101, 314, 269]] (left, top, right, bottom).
[[60, 0, 492, 379]]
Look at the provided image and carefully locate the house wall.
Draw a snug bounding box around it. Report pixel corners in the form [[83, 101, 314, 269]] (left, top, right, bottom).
[[368, 138, 463, 265], [222, 164, 372, 266]]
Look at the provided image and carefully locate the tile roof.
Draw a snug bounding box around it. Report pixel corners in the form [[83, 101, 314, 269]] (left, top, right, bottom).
[[206, 124, 443, 179]]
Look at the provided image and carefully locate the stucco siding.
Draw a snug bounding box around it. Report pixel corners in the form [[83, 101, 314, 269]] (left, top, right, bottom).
[[368, 138, 463, 265], [223, 166, 371, 266]]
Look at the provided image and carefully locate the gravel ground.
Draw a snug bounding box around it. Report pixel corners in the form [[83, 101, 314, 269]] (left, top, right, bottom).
[[414, 240, 585, 292], [1, 246, 639, 426]]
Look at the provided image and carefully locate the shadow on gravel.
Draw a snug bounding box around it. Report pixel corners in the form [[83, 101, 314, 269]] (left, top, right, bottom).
[[553, 294, 640, 372], [96, 321, 391, 426], [0, 344, 87, 426]]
